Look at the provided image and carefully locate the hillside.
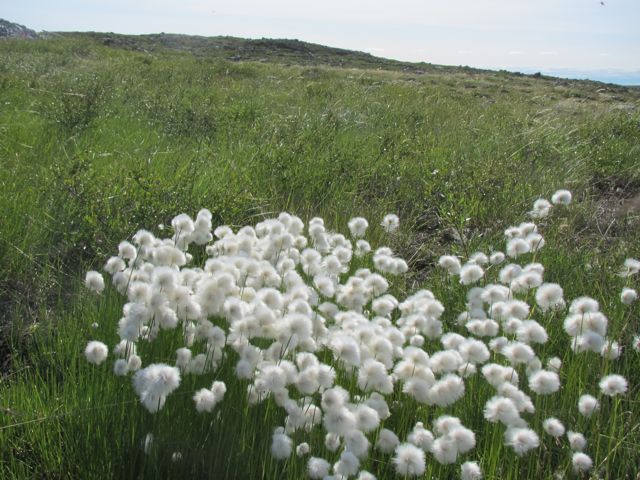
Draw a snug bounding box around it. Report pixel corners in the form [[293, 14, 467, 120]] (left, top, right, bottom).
[[1, 19, 636, 89], [0, 19, 37, 39], [1, 27, 640, 480]]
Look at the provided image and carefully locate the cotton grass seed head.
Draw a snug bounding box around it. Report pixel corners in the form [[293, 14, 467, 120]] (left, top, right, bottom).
[[621, 287, 638, 305], [572, 452, 593, 473], [308, 457, 331, 479], [380, 213, 400, 233], [460, 263, 484, 285], [542, 417, 565, 437], [84, 341, 108, 365], [85, 270, 105, 294], [461, 461, 483, 480], [599, 374, 628, 396], [504, 427, 539, 456], [551, 189, 572, 205], [348, 217, 369, 238], [567, 431, 586, 451], [393, 443, 426, 477]]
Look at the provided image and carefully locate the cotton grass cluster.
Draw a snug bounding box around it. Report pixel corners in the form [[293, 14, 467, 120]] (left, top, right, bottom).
[[83, 189, 633, 478]]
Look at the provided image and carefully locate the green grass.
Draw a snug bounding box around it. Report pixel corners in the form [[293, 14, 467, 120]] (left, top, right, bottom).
[[1, 34, 640, 479]]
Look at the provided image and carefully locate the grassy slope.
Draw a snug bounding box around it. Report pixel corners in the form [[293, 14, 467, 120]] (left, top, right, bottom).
[[1, 34, 639, 478]]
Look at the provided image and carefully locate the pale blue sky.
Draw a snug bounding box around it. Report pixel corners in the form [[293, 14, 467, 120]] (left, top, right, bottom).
[[4, 0, 640, 83]]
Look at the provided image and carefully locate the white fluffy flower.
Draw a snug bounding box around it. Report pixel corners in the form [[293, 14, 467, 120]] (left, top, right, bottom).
[[460, 263, 484, 285], [271, 427, 292, 460], [567, 431, 586, 451], [621, 287, 638, 305], [461, 461, 483, 480], [578, 394, 599, 417], [376, 428, 399, 454], [85, 270, 105, 294], [393, 443, 426, 477], [542, 417, 565, 437], [133, 364, 181, 413], [308, 457, 331, 479], [506, 238, 530, 258], [348, 217, 369, 238], [572, 452, 593, 473], [334, 450, 360, 477], [528, 370, 560, 395], [599, 374, 628, 396], [551, 189, 572, 205], [504, 427, 539, 456], [381, 214, 400, 233], [438, 255, 461, 275], [193, 388, 217, 413], [620, 258, 640, 277], [296, 442, 310, 457], [84, 341, 108, 365], [535, 283, 565, 312]]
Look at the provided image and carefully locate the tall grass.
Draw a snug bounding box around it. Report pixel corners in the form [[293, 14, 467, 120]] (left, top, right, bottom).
[[1, 36, 639, 478]]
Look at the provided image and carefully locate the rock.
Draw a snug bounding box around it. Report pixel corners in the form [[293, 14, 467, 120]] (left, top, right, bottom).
[[0, 19, 38, 39]]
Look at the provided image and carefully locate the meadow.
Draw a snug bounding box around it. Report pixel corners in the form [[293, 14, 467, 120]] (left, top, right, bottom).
[[0, 33, 639, 479]]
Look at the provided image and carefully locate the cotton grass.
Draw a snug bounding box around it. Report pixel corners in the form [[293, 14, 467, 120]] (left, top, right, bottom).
[[80, 192, 634, 477]]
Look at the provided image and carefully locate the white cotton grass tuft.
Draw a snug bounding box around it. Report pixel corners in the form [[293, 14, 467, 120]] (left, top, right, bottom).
[[376, 428, 399, 454], [572, 452, 593, 473], [506, 238, 530, 258], [85, 270, 105, 294], [348, 217, 369, 238], [193, 389, 217, 413], [484, 396, 521, 426], [567, 431, 587, 451], [621, 287, 638, 305], [600, 340, 622, 360], [528, 370, 560, 395], [619, 258, 640, 277], [535, 283, 565, 312], [271, 427, 292, 460], [380, 214, 400, 233], [542, 417, 565, 437], [490, 251, 506, 265], [296, 442, 310, 457], [193, 381, 226, 413], [551, 189, 572, 205], [438, 255, 462, 275], [334, 450, 360, 477], [133, 364, 181, 413], [84, 341, 108, 365], [530, 198, 551, 219], [393, 443, 426, 477], [578, 394, 600, 417], [79, 198, 640, 477], [113, 359, 128, 376], [356, 471, 377, 480], [460, 461, 483, 480], [460, 263, 484, 285], [308, 457, 331, 479], [599, 374, 628, 396], [504, 427, 539, 456]]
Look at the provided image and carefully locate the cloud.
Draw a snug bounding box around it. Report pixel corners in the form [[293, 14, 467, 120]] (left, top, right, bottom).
[[539, 51, 557, 56], [458, 49, 473, 54], [508, 50, 524, 55]]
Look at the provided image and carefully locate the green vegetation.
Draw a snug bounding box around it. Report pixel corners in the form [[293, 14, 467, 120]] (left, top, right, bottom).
[[1, 33, 639, 479]]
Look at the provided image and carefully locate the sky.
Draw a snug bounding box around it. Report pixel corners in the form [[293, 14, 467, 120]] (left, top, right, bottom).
[[5, 0, 640, 84]]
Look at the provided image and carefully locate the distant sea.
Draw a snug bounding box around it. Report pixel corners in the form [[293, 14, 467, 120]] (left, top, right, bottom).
[[514, 68, 640, 87]]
